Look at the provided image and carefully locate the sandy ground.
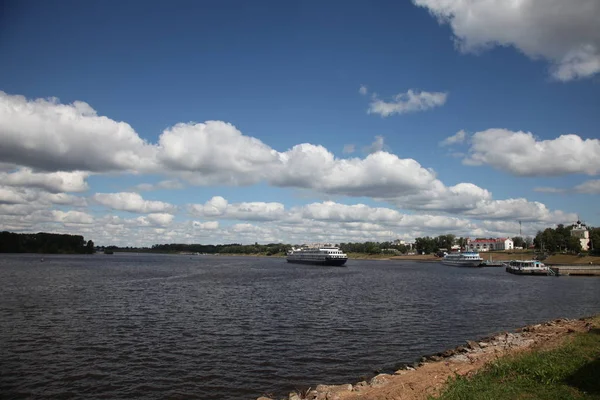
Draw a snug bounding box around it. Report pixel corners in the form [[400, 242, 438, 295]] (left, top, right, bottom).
[[260, 318, 594, 400]]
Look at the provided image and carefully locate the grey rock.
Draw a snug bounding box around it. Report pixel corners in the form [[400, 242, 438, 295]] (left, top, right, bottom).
[[369, 373, 392, 387]]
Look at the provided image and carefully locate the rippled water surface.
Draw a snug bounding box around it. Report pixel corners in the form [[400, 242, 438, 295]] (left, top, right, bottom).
[[1, 253, 599, 399]]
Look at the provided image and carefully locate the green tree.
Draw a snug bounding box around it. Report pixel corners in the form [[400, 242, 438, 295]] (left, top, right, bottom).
[[512, 236, 526, 248], [567, 236, 582, 253]]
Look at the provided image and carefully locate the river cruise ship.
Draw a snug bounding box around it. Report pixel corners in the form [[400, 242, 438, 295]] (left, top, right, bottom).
[[286, 246, 348, 266], [441, 251, 484, 267], [506, 260, 551, 275]]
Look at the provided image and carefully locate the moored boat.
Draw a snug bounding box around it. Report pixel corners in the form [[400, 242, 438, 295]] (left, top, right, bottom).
[[505, 260, 551, 275], [482, 255, 506, 267], [441, 251, 483, 267], [286, 245, 348, 266]]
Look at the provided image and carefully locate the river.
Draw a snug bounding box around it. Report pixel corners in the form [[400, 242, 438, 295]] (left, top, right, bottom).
[[1, 253, 599, 399]]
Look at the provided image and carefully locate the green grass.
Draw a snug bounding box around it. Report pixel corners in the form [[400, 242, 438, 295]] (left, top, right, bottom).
[[434, 320, 600, 400]]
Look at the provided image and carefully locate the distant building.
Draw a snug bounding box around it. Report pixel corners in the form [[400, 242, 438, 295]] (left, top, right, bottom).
[[466, 237, 514, 252], [393, 239, 414, 249], [571, 220, 589, 251]]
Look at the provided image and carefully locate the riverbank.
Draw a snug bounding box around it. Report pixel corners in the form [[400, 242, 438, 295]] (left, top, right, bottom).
[[258, 315, 599, 400], [169, 251, 600, 265]]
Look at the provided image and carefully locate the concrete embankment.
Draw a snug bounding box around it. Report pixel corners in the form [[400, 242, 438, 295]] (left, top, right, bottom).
[[258, 317, 596, 400], [550, 265, 600, 276]]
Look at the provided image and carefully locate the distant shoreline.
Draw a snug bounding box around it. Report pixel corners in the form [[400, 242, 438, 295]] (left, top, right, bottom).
[[6, 250, 598, 265]]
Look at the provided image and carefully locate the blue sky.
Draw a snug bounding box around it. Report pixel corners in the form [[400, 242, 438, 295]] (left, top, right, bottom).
[[1, 0, 599, 246]]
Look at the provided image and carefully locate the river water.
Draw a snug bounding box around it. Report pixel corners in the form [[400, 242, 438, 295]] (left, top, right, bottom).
[[1, 253, 599, 399]]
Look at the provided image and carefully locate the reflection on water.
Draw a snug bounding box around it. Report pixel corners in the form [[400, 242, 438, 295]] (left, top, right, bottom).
[[1, 253, 599, 399]]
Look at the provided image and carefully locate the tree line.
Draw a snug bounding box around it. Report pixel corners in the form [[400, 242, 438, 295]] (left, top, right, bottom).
[[147, 242, 293, 256], [534, 224, 599, 255], [0, 231, 95, 254]]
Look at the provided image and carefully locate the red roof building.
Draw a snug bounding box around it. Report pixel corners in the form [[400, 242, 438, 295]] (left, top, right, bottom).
[[466, 237, 514, 252]]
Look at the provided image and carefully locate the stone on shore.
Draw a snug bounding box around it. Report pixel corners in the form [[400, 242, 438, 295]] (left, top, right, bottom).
[[369, 373, 392, 387]]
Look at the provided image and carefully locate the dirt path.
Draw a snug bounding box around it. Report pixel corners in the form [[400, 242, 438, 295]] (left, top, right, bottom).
[[260, 318, 593, 400]]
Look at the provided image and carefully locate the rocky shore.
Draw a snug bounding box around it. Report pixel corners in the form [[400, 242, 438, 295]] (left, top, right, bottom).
[[257, 317, 594, 400]]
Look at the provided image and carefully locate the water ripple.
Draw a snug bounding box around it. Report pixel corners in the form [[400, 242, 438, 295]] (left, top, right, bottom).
[[1, 253, 599, 399]]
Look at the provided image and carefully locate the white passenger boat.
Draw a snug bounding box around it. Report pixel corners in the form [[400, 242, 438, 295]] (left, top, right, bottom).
[[506, 260, 551, 275], [441, 251, 483, 267], [286, 246, 348, 266]]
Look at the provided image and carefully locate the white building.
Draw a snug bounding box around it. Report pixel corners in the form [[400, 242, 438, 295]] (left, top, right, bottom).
[[571, 220, 590, 251], [466, 238, 514, 252]]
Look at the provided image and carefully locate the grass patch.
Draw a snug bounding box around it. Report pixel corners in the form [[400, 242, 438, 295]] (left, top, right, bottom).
[[434, 317, 600, 400]]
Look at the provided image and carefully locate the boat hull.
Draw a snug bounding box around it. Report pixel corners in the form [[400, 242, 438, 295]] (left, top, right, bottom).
[[287, 257, 348, 266], [441, 260, 483, 267], [506, 267, 549, 275]]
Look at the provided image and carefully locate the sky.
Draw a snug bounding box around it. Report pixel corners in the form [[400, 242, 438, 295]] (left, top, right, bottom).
[[1, 0, 599, 246]]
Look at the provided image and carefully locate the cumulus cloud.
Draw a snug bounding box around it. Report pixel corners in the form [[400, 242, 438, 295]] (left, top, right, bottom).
[[93, 192, 176, 213], [0, 186, 86, 207], [192, 220, 219, 230], [272, 146, 438, 197], [414, 0, 600, 81], [145, 213, 175, 226], [391, 182, 492, 212], [368, 89, 448, 117], [0, 92, 447, 199], [0, 91, 157, 172], [439, 130, 466, 147], [0, 168, 89, 193], [462, 198, 575, 223], [463, 129, 600, 176], [359, 85, 368, 95], [157, 121, 279, 185], [189, 196, 286, 221], [51, 210, 95, 225]]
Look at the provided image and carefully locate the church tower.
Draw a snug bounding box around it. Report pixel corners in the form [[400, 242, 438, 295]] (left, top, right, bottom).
[[571, 220, 590, 251]]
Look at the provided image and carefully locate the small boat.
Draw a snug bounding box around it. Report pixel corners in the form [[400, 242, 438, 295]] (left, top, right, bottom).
[[287, 245, 348, 266], [505, 260, 551, 275], [482, 255, 506, 267], [441, 251, 483, 267]]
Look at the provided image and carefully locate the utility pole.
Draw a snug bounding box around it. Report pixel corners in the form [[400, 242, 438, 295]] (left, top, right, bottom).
[[519, 220, 522, 237]]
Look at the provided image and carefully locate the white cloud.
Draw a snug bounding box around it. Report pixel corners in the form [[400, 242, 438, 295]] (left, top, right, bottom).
[[414, 0, 600, 81], [192, 220, 219, 230], [157, 121, 279, 185], [272, 146, 439, 197], [368, 89, 448, 117], [359, 85, 368, 95], [297, 201, 404, 225], [439, 130, 466, 147], [93, 192, 176, 213], [462, 198, 575, 223], [0, 91, 157, 172], [391, 182, 492, 212], [189, 196, 286, 221], [0, 186, 86, 207], [0, 168, 89, 193], [463, 130, 600, 176], [51, 210, 94, 224], [145, 213, 175, 226]]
